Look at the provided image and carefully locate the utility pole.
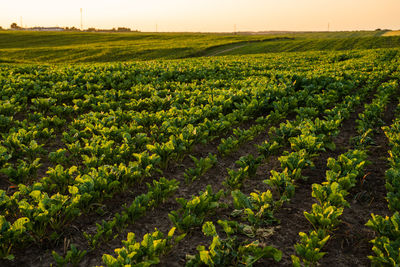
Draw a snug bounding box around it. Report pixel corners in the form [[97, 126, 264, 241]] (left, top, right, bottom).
[[234, 24, 237, 35], [80, 8, 83, 30]]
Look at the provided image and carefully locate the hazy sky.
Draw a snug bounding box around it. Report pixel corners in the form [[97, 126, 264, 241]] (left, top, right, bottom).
[[1, 0, 399, 32]]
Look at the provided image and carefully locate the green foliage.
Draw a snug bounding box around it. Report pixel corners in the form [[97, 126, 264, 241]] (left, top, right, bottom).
[[312, 182, 349, 208], [48, 149, 69, 165], [0, 41, 395, 263], [264, 170, 295, 201], [169, 185, 226, 232], [219, 35, 400, 57], [278, 150, 313, 181], [1, 158, 41, 184], [325, 150, 368, 191], [42, 165, 78, 194], [235, 154, 262, 178], [84, 219, 118, 249], [289, 134, 325, 155], [223, 167, 249, 191], [147, 141, 175, 169], [17, 187, 80, 239], [292, 230, 330, 267], [366, 213, 400, 266], [295, 107, 319, 120], [231, 190, 277, 226], [52, 244, 87, 267], [84, 177, 179, 248], [218, 136, 240, 156], [257, 140, 281, 159], [385, 168, 400, 212], [270, 121, 301, 145], [184, 153, 217, 183], [304, 203, 343, 231], [0, 31, 274, 63], [366, 213, 400, 243], [186, 221, 282, 266], [103, 227, 185, 267], [0, 216, 30, 260]]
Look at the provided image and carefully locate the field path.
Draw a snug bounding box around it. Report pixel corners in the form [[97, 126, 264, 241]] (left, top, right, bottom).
[[207, 43, 247, 56]]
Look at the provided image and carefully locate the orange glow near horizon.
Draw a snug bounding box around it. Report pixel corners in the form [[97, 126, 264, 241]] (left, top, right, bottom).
[[1, 0, 399, 32]]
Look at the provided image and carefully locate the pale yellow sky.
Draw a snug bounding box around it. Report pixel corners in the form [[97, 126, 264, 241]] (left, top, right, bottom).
[[1, 0, 399, 32]]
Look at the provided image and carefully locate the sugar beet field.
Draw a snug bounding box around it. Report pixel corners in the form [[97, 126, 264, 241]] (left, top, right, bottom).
[[1, 48, 400, 266]]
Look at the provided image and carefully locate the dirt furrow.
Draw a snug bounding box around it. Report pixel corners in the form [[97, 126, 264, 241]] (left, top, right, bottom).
[[318, 99, 397, 267]]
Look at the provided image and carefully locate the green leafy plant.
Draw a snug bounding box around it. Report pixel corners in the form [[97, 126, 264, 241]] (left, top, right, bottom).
[[184, 153, 217, 183], [312, 182, 349, 208], [218, 137, 239, 156], [235, 154, 262, 178], [102, 228, 185, 267], [1, 158, 41, 184], [289, 134, 325, 155], [304, 203, 343, 231], [186, 221, 282, 266], [264, 170, 295, 201], [231, 190, 277, 226], [366, 213, 400, 266], [146, 140, 175, 169], [223, 167, 249, 191], [84, 177, 179, 248], [257, 140, 281, 159], [52, 244, 87, 267], [278, 150, 313, 181], [292, 230, 330, 267], [169, 185, 226, 232], [0, 216, 30, 260]]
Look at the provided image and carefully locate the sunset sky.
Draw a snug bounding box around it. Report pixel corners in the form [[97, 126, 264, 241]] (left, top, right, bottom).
[[1, 0, 399, 32]]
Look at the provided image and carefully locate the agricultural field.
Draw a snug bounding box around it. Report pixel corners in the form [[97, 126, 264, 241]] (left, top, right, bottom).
[[1, 32, 400, 267], [0, 30, 399, 63], [383, 31, 400, 37], [0, 31, 271, 63]]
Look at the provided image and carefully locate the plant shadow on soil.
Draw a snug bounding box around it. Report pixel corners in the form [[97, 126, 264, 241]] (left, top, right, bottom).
[[258, 100, 395, 267], [4, 97, 396, 267]]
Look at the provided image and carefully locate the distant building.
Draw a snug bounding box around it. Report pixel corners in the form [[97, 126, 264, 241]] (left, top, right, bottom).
[[30, 27, 64, 31]]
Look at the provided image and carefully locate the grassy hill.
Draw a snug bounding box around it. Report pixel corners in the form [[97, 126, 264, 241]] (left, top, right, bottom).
[[0, 31, 270, 63], [214, 36, 400, 56], [383, 30, 400, 36], [0, 30, 397, 63]]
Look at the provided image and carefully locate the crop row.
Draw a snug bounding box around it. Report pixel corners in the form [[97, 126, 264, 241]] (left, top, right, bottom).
[[292, 79, 399, 266], [98, 55, 395, 266], [54, 58, 364, 265], [367, 74, 400, 265], [0, 49, 398, 265]]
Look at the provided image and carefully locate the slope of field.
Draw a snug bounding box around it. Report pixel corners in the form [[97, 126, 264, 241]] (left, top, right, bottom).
[[0, 31, 273, 63], [383, 30, 400, 36], [0, 30, 392, 63], [0, 48, 399, 266], [214, 36, 400, 56]]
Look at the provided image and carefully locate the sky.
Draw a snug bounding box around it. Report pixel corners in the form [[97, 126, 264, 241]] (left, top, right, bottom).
[[1, 0, 400, 32]]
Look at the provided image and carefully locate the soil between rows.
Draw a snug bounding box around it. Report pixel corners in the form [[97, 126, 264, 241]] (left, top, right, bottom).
[[157, 94, 376, 266], [317, 99, 396, 267], [5, 107, 292, 266], [4, 84, 390, 267], [255, 101, 368, 266], [261, 98, 396, 266]]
